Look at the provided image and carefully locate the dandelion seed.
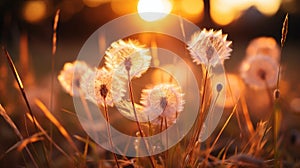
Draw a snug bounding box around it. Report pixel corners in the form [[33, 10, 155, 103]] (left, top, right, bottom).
[[93, 68, 125, 107], [140, 84, 184, 125], [104, 39, 151, 79], [245, 37, 280, 61], [187, 29, 232, 67], [58, 61, 93, 96], [240, 55, 279, 89]]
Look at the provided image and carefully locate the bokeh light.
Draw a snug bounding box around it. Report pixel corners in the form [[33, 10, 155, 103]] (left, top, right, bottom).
[[111, 0, 137, 15], [137, 0, 172, 21], [181, 0, 203, 15], [83, 0, 109, 7], [210, 0, 282, 26], [180, 0, 204, 23], [254, 0, 281, 16], [23, 1, 47, 23]]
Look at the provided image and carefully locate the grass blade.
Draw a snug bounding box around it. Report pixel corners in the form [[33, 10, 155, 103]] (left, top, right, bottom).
[[2, 47, 38, 130], [26, 113, 73, 161], [35, 99, 79, 153], [281, 13, 288, 48], [0, 104, 39, 168]]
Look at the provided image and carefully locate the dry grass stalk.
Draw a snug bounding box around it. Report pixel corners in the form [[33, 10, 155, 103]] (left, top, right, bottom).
[[2, 47, 38, 130], [35, 99, 79, 153], [0, 104, 39, 168], [17, 133, 44, 152], [26, 113, 73, 161], [281, 14, 288, 48]]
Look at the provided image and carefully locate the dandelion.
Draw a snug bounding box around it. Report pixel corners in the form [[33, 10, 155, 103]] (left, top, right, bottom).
[[80, 68, 97, 104], [104, 39, 151, 79], [140, 84, 184, 126], [58, 60, 93, 96], [240, 55, 279, 89], [187, 29, 232, 67], [245, 37, 280, 61], [93, 67, 125, 107]]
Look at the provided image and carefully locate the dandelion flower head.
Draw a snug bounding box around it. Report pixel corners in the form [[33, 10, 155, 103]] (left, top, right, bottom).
[[58, 61, 93, 96], [240, 55, 279, 89], [140, 84, 184, 125], [104, 39, 152, 79], [80, 68, 97, 104], [94, 67, 125, 107], [188, 29, 232, 67]]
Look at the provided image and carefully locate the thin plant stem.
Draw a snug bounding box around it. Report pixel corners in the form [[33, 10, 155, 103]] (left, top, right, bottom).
[[49, 9, 60, 159], [2, 47, 50, 167], [103, 99, 120, 168], [182, 66, 209, 167], [225, 73, 244, 135], [127, 71, 156, 168], [164, 117, 169, 168], [0, 105, 39, 168], [26, 113, 73, 162], [205, 101, 238, 163], [2, 47, 38, 132]]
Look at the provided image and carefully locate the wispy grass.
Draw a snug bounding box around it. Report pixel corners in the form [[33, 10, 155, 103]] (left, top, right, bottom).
[[0, 104, 39, 168], [35, 99, 79, 153]]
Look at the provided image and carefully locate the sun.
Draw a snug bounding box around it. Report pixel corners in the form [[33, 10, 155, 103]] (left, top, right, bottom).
[[137, 0, 172, 22]]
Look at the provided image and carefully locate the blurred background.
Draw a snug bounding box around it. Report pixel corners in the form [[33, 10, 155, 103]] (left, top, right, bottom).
[[0, 0, 300, 166]]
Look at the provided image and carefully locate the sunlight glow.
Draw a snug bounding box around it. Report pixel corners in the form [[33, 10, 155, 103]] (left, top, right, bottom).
[[137, 0, 172, 22], [181, 0, 204, 15], [254, 0, 281, 16], [23, 1, 47, 23], [83, 0, 109, 7]]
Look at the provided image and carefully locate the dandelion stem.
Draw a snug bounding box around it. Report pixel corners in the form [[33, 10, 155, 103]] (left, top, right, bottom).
[[103, 99, 120, 168], [182, 67, 209, 167], [127, 71, 155, 168]]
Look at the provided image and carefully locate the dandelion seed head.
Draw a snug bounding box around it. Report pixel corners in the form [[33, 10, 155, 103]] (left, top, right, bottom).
[[58, 61, 92, 96], [92, 68, 126, 107], [104, 39, 151, 78], [140, 84, 184, 125], [240, 55, 279, 89], [80, 67, 97, 103], [188, 29, 232, 67]]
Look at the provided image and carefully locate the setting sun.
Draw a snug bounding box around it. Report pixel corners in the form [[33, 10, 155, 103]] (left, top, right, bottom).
[[137, 0, 172, 22]]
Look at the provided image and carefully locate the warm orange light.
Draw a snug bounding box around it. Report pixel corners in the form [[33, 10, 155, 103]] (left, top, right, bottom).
[[254, 0, 281, 16], [181, 0, 204, 15], [111, 0, 137, 15], [210, 0, 281, 25], [23, 1, 47, 23], [137, 0, 172, 22], [210, 0, 236, 26], [180, 0, 204, 23], [83, 0, 109, 7]]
